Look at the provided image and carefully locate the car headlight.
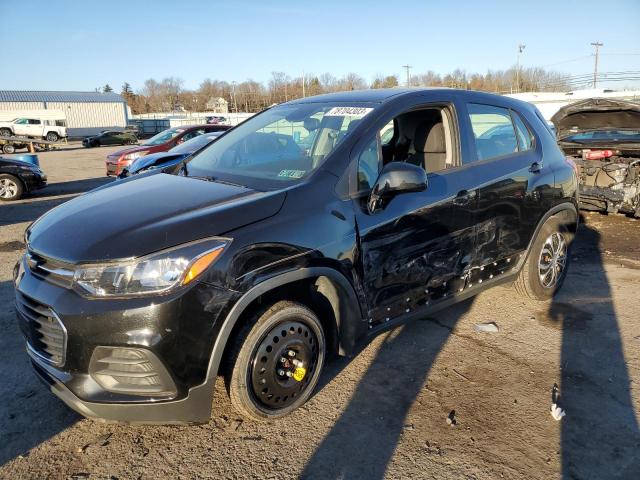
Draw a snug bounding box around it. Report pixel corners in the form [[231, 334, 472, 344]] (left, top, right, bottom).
[[73, 238, 228, 297], [123, 151, 145, 161]]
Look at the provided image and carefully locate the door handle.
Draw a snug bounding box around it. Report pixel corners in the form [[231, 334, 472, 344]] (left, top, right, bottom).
[[454, 189, 476, 206], [529, 161, 543, 173]]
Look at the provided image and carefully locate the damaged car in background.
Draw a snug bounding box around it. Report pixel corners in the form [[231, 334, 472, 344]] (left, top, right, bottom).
[[552, 98, 640, 217]]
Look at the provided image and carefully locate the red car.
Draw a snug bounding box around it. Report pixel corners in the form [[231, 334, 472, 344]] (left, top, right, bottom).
[[105, 124, 230, 176]]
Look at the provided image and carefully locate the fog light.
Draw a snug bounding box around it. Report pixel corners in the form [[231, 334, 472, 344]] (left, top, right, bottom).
[[89, 346, 177, 397]]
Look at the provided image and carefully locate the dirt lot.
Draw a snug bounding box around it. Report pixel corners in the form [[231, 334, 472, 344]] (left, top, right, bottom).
[[0, 145, 639, 480]]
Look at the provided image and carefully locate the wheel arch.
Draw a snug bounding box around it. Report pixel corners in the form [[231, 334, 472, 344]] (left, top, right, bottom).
[[521, 202, 578, 266], [210, 267, 365, 382]]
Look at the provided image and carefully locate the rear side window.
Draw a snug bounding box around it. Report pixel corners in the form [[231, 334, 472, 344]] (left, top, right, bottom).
[[467, 104, 518, 161], [511, 111, 534, 151], [28, 119, 41, 125]]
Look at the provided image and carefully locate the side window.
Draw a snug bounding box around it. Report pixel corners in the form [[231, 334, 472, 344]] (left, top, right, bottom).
[[15, 118, 28, 124], [511, 111, 534, 151], [357, 135, 381, 192], [29, 119, 41, 125], [468, 104, 518, 161]]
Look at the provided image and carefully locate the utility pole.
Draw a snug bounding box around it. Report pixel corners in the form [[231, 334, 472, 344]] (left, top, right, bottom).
[[402, 65, 412, 86], [590, 41, 603, 88], [516, 44, 525, 93], [302, 71, 306, 98]]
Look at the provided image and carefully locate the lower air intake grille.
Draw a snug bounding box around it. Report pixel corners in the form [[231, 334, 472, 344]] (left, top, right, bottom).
[[16, 293, 67, 366]]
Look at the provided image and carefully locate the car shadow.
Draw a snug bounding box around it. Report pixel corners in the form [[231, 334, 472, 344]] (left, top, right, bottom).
[[0, 280, 80, 465], [547, 221, 640, 479], [302, 298, 474, 479], [303, 219, 640, 479], [0, 177, 113, 227]]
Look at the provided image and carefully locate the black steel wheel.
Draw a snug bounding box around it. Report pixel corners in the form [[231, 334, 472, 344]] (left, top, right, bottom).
[[226, 301, 326, 420]]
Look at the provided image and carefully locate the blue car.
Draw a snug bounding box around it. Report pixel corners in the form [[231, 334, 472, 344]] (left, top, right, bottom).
[[118, 131, 225, 178]]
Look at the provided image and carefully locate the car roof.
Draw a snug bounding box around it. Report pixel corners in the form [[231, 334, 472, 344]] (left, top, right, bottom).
[[285, 87, 536, 112]]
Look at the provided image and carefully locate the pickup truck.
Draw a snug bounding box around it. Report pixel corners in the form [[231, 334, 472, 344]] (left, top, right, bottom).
[[0, 117, 67, 142]]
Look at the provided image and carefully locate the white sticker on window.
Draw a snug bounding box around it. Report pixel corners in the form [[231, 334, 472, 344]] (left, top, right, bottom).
[[325, 107, 374, 117], [278, 169, 306, 179]]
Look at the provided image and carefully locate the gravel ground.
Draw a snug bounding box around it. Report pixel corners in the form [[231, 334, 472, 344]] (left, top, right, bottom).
[[0, 145, 639, 480]]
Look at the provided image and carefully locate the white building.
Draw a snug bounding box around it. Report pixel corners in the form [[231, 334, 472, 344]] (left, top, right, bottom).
[[205, 97, 229, 113], [0, 90, 129, 137], [506, 89, 640, 120]]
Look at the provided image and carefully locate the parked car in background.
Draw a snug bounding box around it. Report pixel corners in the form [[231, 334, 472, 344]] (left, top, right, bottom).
[[206, 115, 228, 124], [83, 130, 138, 148], [0, 116, 67, 142], [552, 98, 640, 217], [105, 124, 230, 176], [0, 157, 47, 201], [15, 89, 578, 424], [118, 131, 225, 178]]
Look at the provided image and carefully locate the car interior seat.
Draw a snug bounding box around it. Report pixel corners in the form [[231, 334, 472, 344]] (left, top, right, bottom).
[[405, 121, 447, 173]]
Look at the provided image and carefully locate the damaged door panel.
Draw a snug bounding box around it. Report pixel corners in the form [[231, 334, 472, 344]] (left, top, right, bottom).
[[552, 98, 640, 217]]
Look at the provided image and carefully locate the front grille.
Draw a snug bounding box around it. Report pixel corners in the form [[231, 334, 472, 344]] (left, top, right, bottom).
[[26, 250, 74, 288], [16, 292, 67, 367]]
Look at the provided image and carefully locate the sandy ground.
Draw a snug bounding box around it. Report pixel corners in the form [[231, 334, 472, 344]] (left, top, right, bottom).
[[0, 145, 639, 480]]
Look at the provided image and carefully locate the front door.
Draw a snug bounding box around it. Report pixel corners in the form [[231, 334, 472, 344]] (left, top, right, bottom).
[[353, 103, 479, 327]]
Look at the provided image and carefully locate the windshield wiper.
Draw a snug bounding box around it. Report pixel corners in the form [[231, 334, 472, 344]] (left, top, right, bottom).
[[188, 175, 246, 188]]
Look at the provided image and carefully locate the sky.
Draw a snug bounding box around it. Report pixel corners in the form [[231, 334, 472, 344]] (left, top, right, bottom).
[[2, 0, 639, 93]]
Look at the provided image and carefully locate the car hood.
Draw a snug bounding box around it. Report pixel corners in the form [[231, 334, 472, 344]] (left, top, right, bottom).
[[26, 173, 286, 263], [129, 152, 187, 173], [0, 157, 40, 169], [551, 98, 640, 140]]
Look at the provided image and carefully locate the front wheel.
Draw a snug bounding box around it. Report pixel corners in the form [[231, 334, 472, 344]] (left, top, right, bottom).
[[0, 128, 12, 137], [45, 132, 59, 142], [513, 216, 573, 301], [225, 301, 326, 420], [0, 174, 23, 201]]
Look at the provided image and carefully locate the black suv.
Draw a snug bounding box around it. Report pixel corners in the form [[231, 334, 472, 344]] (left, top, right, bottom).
[[14, 89, 578, 423]]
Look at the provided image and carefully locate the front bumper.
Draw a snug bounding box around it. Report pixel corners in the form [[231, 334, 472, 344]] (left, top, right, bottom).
[[14, 258, 238, 423]]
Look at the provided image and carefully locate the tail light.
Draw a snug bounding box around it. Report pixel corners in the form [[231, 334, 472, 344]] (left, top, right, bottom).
[[583, 150, 614, 160]]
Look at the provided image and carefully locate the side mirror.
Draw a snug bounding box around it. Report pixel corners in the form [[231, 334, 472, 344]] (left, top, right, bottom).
[[368, 162, 427, 213]]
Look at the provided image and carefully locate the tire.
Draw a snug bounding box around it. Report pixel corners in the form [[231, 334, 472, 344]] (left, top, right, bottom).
[[45, 132, 59, 142], [2, 143, 15, 154], [0, 174, 24, 201], [225, 300, 326, 421], [0, 128, 12, 137], [513, 215, 573, 301]]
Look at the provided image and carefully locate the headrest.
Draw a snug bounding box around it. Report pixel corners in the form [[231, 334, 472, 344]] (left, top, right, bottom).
[[414, 122, 446, 153]]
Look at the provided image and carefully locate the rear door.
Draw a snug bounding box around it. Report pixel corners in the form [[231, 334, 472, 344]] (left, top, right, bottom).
[[27, 119, 43, 137], [460, 102, 553, 283]]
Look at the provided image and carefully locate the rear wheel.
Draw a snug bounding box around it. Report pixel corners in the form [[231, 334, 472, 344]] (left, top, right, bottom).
[[225, 301, 326, 420], [45, 132, 59, 142], [0, 174, 23, 201], [513, 216, 573, 301]]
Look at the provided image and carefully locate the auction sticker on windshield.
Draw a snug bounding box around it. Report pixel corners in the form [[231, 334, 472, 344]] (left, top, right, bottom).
[[325, 107, 374, 117]]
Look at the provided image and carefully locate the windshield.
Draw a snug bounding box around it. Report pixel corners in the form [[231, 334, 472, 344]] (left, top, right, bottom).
[[169, 134, 220, 154], [562, 129, 640, 143], [183, 102, 376, 189], [144, 127, 185, 146]]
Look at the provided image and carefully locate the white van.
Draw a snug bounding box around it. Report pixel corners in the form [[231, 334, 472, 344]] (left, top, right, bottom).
[[0, 110, 67, 142]]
